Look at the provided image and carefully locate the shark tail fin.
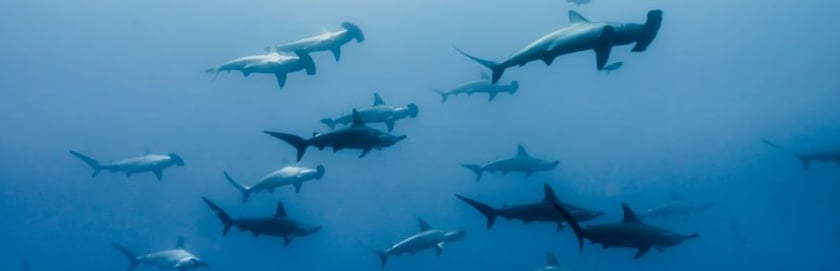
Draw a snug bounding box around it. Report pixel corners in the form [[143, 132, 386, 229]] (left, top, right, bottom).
[[633, 10, 663, 52], [201, 197, 235, 236], [294, 50, 317, 75], [341, 21, 365, 42], [454, 47, 505, 83], [358, 240, 387, 268], [455, 194, 497, 229], [204, 66, 221, 74], [432, 89, 449, 104], [460, 164, 483, 181], [264, 131, 308, 161], [761, 139, 808, 168], [111, 243, 140, 271], [69, 150, 102, 177], [553, 203, 584, 252], [223, 172, 251, 203], [320, 118, 337, 130], [801, 157, 811, 170]]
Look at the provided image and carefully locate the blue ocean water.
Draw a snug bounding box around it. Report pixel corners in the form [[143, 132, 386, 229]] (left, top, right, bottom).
[[1, 0, 839, 270]]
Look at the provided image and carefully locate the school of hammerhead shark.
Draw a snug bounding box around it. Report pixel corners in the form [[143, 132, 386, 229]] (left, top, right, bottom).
[[46, 2, 838, 271]]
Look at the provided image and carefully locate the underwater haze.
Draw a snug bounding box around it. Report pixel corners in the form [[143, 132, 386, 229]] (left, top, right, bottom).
[[2, 0, 840, 270]]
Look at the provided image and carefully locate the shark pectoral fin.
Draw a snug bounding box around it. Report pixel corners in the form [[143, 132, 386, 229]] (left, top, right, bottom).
[[634, 247, 651, 259], [274, 73, 288, 88], [594, 45, 613, 71], [330, 47, 341, 61], [488, 92, 497, 102], [594, 26, 616, 70], [283, 236, 293, 247], [435, 242, 444, 256], [360, 148, 372, 158], [556, 222, 565, 231], [293, 182, 303, 193], [542, 56, 555, 66], [153, 169, 163, 181], [385, 119, 395, 132]]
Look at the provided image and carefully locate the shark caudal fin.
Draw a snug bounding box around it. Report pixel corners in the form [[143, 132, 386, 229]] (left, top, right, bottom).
[[69, 150, 103, 177], [454, 47, 505, 83], [341, 21, 365, 43], [223, 172, 251, 203], [358, 240, 388, 268], [264, 131, 308, 161], [111, 243, 140, 271], [320, 118, 338, 130], [632, 10, 663, 52], [455, 194, 498, 229], [553, 203, 584, 252], [294, 50, 317, 75], [460, 164, 484, 181], [432, 89, 450, 104], [201, 197, 236, 236], [761, 139, 809, 169]]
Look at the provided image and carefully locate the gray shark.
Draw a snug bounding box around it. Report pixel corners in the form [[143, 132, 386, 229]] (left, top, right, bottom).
[[201, 197, 322, 247], [456, 10, 663, 83], [602, 61, 624, 72], [456, 184, 603, 231], [365, 218, 466, 268], [461, 144, 559, 181], [763, 139, 840, 169], [265, 109, 407, 161], [533, 252, 564, 271], [224, 159, 325, 203], [554, 202, 699, 259], [320, 93, 419, 132], [268, 22, 364, 61], [640, 193, 714, 220], [69, 149, 184, 181], [112, 236, 209, 271], [567, 0, 592, 6], [205, 49, 316, 88], [432, 71, 520, 103]]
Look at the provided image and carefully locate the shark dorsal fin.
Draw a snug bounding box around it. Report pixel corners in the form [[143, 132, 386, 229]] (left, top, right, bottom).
[[351, 109, 366, 127], [516, 144, 530, 157], [176, 236, 185, 249], [418, 218, 433, 232], [373, 93, 385, 106], [321, 26, 330, 34], [546, 252, 560, 266], [480, 71, 490, 80], [670, 192, 682, 201], [275, 201, 288, 217], [569, 10, 590, 24], [621, 203, 640, 223], [543, 184, 559, 202]]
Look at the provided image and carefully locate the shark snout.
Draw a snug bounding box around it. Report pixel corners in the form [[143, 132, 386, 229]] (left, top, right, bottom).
[[383, 135, 408, 146]]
